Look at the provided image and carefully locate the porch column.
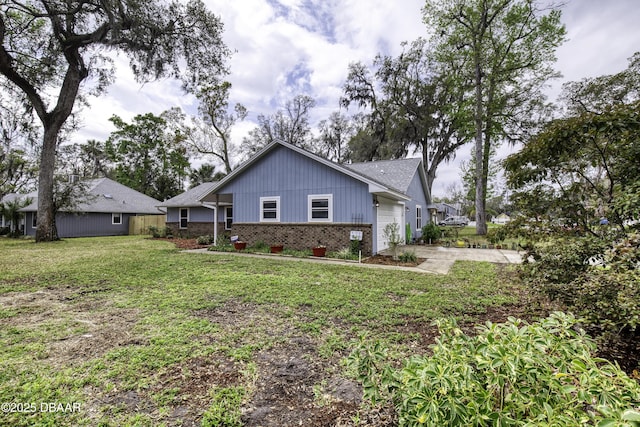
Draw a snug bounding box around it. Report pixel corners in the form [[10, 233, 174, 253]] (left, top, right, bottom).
[[214, 194, 219, 246]]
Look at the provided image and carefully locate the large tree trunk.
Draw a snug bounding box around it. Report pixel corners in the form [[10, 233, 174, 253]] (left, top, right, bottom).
[[35, 126, 60, 241], [474, 56, 487, 236]]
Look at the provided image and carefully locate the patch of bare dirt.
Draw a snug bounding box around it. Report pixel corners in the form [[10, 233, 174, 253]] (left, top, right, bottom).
[[195, 299, 396, 427], [362, 254, 426, 267], [154, 237, 209, 250], [0, 288, 143, 366]]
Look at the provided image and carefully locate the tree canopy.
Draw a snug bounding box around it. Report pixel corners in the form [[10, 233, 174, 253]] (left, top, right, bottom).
[[241, 95, 316, 158], [423, 0, 566, 234], [0, 0, 229, 240], [187, 81, 246, 174], [342, 38, 468, 197], [505, 100, 640, 238], [105, 111, 190, 201]]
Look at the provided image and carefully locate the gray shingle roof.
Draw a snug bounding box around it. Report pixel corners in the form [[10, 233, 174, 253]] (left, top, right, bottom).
[[345, 158, 422, 194], [158, 181, 218, 208], [19, 178, 164, 214]]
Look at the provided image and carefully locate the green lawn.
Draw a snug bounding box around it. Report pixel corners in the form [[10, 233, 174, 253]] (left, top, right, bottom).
[[0, 236, 537, 426]]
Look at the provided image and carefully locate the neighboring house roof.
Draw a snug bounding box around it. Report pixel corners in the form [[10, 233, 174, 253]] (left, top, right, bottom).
[[158, 181, 218, 208], [19, 178, 164, 214], [1, 192, 35, 204], [200, 140, 413, 203]]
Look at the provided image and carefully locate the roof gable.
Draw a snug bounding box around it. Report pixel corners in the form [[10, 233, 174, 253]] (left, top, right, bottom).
[[201, 140, 411, 202], [159, 181, 218, 208]]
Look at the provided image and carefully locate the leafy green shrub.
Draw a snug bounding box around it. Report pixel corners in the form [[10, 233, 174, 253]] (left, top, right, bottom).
[[519, 235, 609, 294], [567, 234, 640, 336], [486, 226, 508, 245], [347, 313, 640, 426], [148, 225, 162, 238], [421, 223, 441, 243], [398, 250, 417, 263], [521, 233, 639, 339], [282, 248, 312, 257], [383, 220, 403, 260], [350, 239, 362, 255], [333, 247, 357, 260], [196, 235, 215, 245]]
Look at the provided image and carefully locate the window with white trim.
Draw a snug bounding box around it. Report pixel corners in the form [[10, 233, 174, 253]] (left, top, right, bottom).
[[179, 208, 189, 229], [32, 212, 37, 228], [308, 194, 333, 222], [260, 197, 280, 222], [416, 205, 422, 229], [112, 212, 122, 225], [225, 207, 233, 230]]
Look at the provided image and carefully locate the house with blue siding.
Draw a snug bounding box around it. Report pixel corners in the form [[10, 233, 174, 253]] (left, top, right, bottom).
[[19, 178, 164, 238], [198, 140, 431, 255], [159, 181, 225, 237]]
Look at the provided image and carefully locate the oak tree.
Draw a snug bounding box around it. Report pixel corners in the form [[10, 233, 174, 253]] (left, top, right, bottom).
[[341, 38, 468, 197], [0, 0, 229, 240]]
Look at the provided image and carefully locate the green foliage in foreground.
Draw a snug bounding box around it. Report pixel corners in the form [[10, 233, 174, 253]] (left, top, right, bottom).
[[348, 312, 640, 426], [520, 233, 640, 337]]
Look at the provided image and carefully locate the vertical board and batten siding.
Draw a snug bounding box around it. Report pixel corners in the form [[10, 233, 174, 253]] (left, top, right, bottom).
[[24, 212, 133, 237], [216, 145, 373, 224], [166, 206, 215, 223], [404, 171, 430, 240]]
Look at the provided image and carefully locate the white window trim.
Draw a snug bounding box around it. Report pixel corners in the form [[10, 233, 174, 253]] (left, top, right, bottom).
[[179, 208, 189, 229], [260, 196, 280, 222], [32, 212, 37, 228], [416, 205, 422, 229], [307, 194, 333, 223], [225, 206, 233, 230], [112, 212, 122, 225]]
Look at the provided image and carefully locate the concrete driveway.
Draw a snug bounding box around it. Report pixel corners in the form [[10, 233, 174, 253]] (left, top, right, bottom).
[[381, 245, 523, 274]]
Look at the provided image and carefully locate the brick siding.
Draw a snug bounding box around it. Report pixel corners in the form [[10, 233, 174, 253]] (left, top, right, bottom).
[[230, 223, 373, 256], [166, 222, 225, 238]]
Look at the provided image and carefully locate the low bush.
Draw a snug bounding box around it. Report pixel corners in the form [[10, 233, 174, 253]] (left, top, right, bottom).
[[347, 312, 640, 426], [521, 233, 639, 339], [148, 225, 162, 238], [196, 235, 215, 245], [398, 250, 417, 263], [333, 247, 357, 260], [421, 223, 441, 243]]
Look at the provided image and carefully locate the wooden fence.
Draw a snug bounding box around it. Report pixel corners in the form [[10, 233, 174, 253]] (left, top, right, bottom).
[[129, 215, 165, 235]]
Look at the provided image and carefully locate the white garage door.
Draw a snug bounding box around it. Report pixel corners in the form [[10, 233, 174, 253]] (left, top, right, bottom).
[[376, 198, 405, 253]]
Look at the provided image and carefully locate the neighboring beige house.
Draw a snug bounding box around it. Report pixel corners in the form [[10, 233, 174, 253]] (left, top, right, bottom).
[[493, 213, 511, 224]]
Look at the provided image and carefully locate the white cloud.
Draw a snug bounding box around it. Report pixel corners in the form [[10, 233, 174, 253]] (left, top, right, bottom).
[[64, 0, 639, 196]]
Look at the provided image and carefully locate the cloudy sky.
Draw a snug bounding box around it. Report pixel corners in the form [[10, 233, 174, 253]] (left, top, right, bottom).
[[77, 0, 640, 197]]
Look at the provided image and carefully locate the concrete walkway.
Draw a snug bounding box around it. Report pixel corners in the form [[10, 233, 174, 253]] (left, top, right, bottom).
[[183, 244, 523, 275], [392, 245, 523, 274]]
